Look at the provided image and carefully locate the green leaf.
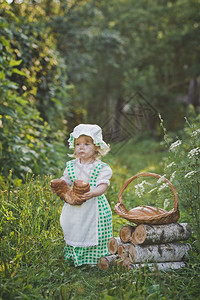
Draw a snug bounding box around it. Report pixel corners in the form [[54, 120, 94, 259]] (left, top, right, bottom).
[[12, 68, 27, 77], [0, 36, 10, 47], [15, 97, 28, 106], [7, 82, 18, 89], [19, 165, 33, 173], [9, 59, 22, 67], [0, 105, 16, 118], [0, 71, 5, 80]]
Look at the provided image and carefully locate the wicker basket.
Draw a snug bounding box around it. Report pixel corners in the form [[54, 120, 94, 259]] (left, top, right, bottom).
[[114, 172, 180, 225]]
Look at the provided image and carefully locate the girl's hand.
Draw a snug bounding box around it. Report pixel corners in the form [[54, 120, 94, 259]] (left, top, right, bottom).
[[81, 183, 108, 201], [81, 191, 95, 201]]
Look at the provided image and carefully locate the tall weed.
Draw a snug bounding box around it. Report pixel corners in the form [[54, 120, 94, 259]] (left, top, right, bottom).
[[160, 107, 200, 251], [1, 133, 200, 299]]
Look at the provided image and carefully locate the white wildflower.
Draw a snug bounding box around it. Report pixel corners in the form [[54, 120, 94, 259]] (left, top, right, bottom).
[[192, 129, 200, 137], [148, 187, 158, 194], [187, 147, 200, 159], [164, 199, 170, 209], [184, 171, 197, 178], [166, 162, 176, 168], [169, 140, 182, 152], [135, 180, 151, 198], [158, 183, 168, 191], [157, 175, 166, 183], [170, 171, 176, 182]]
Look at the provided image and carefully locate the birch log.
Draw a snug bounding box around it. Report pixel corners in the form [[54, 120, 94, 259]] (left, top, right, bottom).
[[131, 242, 191, 263], [130, 233, 137, 244], [122, 257, 132, 268], [120, 225, 136, 243], [98, 255, 118, 270], [130, 261, 186, 271], [108, 237, 123, 254], [133, 223, 191, 245], [118, 243, 135, 262]]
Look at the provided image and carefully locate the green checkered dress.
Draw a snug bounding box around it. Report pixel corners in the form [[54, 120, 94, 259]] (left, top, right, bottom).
[[63, 160, 113, 266]]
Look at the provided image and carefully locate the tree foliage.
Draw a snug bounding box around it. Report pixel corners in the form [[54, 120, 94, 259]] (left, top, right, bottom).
[[0, 0, 200, 180], [0, 2, 70, 180], [49, 0, 200, 131]]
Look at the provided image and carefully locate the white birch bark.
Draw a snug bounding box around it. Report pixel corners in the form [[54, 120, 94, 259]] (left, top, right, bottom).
[[133, 223, 191, 245], [132, 242, 191, 263], [130, 261, 186, 271]]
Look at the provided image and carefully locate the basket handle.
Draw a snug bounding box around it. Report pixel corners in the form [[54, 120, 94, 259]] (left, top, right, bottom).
[[117, 172, 178, 211]]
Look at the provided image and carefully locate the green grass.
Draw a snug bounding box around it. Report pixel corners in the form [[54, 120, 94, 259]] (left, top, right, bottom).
[[1, 138, 200, 299]]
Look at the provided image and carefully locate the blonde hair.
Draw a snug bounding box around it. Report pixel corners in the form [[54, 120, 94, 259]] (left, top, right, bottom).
[[68, 135, 110, 158]]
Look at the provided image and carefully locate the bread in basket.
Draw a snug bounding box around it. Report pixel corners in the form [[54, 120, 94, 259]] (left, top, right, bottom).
[[114, 172, 180, 225]]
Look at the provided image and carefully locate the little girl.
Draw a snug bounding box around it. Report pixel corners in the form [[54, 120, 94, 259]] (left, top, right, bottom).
[[59, 124, 113, 267]]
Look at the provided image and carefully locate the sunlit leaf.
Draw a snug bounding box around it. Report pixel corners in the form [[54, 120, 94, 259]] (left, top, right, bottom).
[[9, 59, 22, 67], [0, 71, 5, 80], [12, 68, 27, 77]]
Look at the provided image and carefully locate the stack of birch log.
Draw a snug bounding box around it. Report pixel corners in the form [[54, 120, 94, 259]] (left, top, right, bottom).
[[98, 223, 192, 271]]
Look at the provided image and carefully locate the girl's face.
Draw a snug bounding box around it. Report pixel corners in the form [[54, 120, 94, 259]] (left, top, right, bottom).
[[75, 135, 96, 163]]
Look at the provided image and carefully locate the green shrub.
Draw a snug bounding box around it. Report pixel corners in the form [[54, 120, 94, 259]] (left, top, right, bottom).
[[160, 107, 200, 251], [0, 9, 69, 181]]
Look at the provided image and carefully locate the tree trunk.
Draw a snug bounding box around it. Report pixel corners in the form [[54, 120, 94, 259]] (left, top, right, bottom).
[[108, 237, 123, 254], [98, 255, 118, 270], [130, 261, 186, 271], [131, 242, 191, 263], [114, 97, 124, 141], [133, 223, 191, 245], [187, 77, 199, 112], [120, 225, 136, 243]]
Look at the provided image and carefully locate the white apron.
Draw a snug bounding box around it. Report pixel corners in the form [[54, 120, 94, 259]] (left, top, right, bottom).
[[60, 160, 106, 247]]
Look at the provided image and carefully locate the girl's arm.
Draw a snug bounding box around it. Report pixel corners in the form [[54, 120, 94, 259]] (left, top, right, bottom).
[[81, 183, 108, 201]]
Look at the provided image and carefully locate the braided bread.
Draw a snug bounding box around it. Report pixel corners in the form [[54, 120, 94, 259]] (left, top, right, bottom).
[[50, 179, 90, 205], [72, 180, 90, 197]]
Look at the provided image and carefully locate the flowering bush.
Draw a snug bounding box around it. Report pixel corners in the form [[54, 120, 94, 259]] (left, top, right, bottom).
[[161, 106, 200, 250]]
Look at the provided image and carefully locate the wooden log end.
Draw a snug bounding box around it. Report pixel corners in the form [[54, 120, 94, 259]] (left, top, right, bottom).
[[122, 257, 132, 269], [129, 244, 136, 263], [120, 225, 135, 243], [98, 257, 109, 270], [130, 233, 137, 245], [118, 245, 127, 259], [133, 224, 147, 244], [118, 244, 136, 263], [108, 237, 119, 254], [98, 255, 118, 270]]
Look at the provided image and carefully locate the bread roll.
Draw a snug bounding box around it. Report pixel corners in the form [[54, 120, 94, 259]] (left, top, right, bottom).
[[129, 205, 167, 217], [72, 180, 90, 197], [50, 179, 89, 205]]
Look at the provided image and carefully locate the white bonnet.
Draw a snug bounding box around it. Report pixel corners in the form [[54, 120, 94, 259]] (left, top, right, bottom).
[[68, 124, 110, 156]]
